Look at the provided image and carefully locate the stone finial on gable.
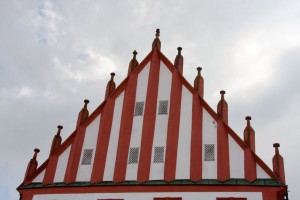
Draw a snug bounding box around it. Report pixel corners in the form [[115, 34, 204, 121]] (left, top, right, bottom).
[[244, 116, 255, 152], [105, 72, 116, 98], [174, 47, 183, 74], [24, 148, 40, 183], [194, 67, 204, 97], [217, 90, 228, 124], [152, 29, 161, 50], [76, 99, 89, 128], [272, 143, 286, 184], [128, 50, 139, 75], [49, 125, 63, 156]]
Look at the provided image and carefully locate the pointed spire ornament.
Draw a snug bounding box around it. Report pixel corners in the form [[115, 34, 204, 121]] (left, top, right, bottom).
[[76, 99, 89, 128], [243, 116, 255, 152], [105, 72, 116, 98], [217, 90, 228, 123], [127, 50, 139, 75], [174, 47, 183, 74], [152, 29, 161, 50], [49, 125, 63, 156], [24, 148, 40, 182], [194, 67, 204, 97], [272, 143, 286, 184]]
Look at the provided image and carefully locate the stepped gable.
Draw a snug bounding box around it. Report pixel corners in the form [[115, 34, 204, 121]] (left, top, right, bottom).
[[17, 29, 288, 200]]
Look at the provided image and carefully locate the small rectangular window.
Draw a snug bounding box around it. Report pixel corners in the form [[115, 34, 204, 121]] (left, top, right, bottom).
[[154, 146, 165, 163], [81, 149, 93, 165], [128, 147, 139, 164], [158, 100, 168, 115], [134, 101, 144, 116], [204, 144, 215, 161]]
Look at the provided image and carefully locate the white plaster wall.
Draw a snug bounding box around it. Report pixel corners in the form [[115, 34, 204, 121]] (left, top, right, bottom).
[[32, 169, 45, 182], [76, 114, 101, 181], [54, 145, 71, 182], [126, 62, 150, 180], [229, 135, 245, 178], [256, 164, 271, 178], [103, 92, 125, 181], [175, 86, 192, 179], [149, 61, 172, 180], [33, 191, 262, 200], [202, 108, 218, 179]]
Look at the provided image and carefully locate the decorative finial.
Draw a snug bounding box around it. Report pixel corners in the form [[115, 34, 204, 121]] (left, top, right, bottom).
[[128, 50, 139, 74], [33, 148, 40, 159], [273, 143, 280, 148], [76, 99, 90, 128], [34, 148, 40, 154], [194, 67, 204, 97], [177, 47, 182, 55], [105, 72, 116, 99], [133, 50, 137, 57], [217, 90, 228, 123], [155, 29, 160, 38], [152, 29, 161, 50], [49, 126, 63, 156], [272, 142, 285, 184], [244, 116, 255, 152], [110, 72, 115, 81], [174, 47, 183, 74]]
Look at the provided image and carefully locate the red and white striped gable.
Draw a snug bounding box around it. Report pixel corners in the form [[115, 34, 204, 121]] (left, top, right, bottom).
[[20, 30, 286, 200]]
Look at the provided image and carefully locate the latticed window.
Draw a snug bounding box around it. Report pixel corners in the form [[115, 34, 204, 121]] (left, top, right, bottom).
[[204, 144, 215, 161], [128, 147, 139, 164], [134, 101, 144, 116], [154, 146, 165, 163], [81, 149, 93, 165], [158, 100, 168, 115]]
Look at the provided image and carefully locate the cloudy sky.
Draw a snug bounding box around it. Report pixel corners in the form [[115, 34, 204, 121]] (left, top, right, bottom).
[[1, 0, 300, 199]]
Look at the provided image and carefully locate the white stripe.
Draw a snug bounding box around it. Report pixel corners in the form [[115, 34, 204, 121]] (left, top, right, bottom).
[[54, 145, 71, 182], [229, 135, 245, 178], [176, 86, 193, 179], [103, 92, 125, 181], [76, 114, 101, 181], [202, 108, 218, 179]]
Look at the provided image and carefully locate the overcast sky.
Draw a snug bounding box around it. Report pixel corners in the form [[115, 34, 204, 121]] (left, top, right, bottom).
[[1, 0, 300, 199]]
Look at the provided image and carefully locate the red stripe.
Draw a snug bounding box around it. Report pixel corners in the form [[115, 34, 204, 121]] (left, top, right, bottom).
[[113, 74, 138, 182], [137, 49, 160, 182], [164, 71, 182, 181], [91, 97, 115, 183], [190, 94, 203, 181], [64, 126, 86, 183], [42, 155, 59, 184], [244, 148, 257, 182], [217, 120, 230, 181]]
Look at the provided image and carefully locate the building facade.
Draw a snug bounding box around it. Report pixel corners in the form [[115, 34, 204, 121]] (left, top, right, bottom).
[[17, 29, 288, 200]]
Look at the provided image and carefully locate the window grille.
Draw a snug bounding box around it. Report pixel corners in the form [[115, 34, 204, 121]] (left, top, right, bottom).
[[158, 100, 168, 115], [134, 101, 144, 116], [81, 149, 93, 165], [154, 146, 165, 163], [204, 144, 215, 161], [128, 147, 139, 164]]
